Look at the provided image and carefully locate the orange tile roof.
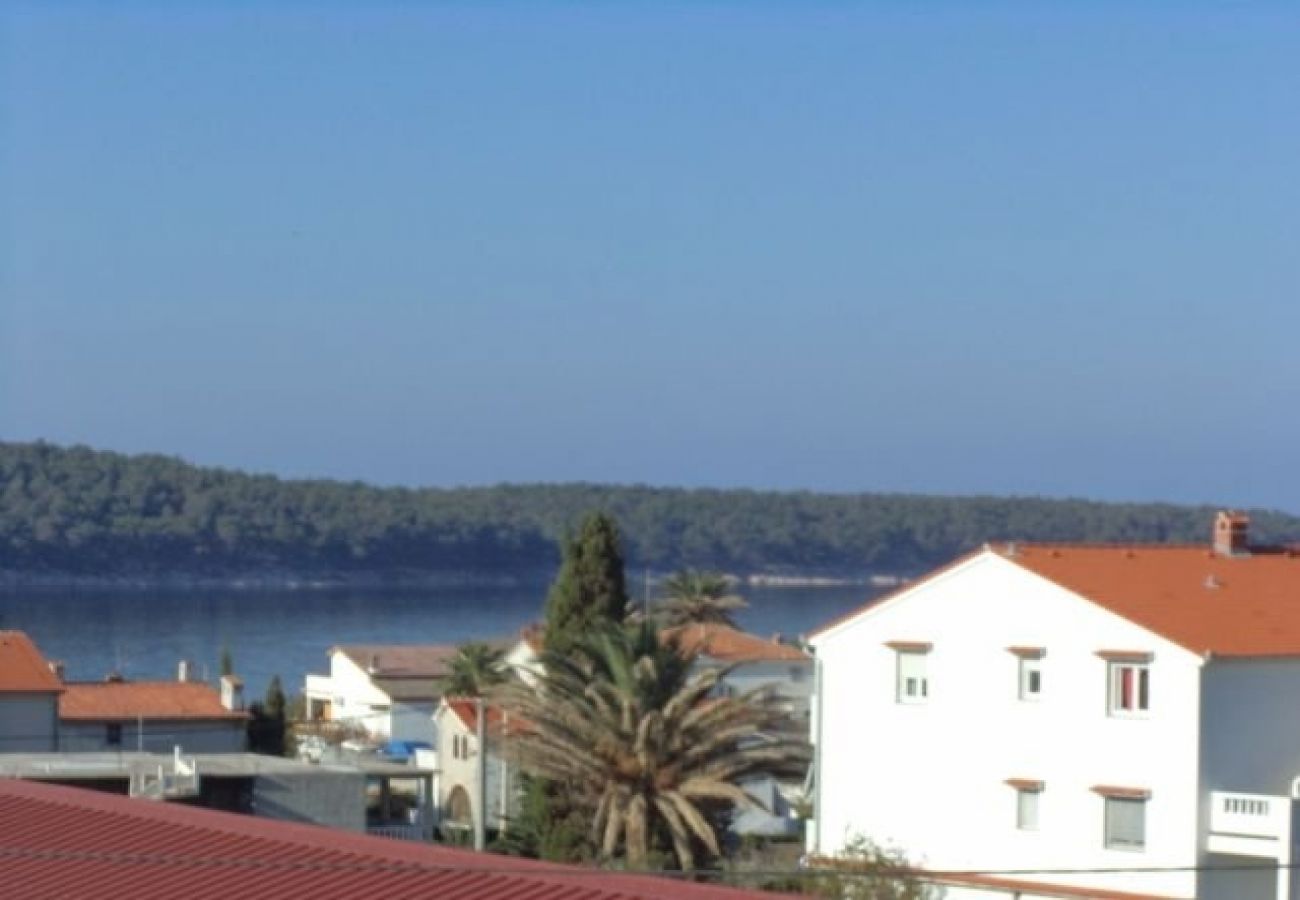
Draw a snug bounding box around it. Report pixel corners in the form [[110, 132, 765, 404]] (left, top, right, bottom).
[[441, 697, 512, 733], [60, 682, 248, 721], [661, 624, 810, 663], [1001, 543, 1300, 658], [0, 631, 63, 693]]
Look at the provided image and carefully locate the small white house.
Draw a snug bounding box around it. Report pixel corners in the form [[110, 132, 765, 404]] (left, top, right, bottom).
[[433, 697, 518, 837], [304, 644, 458, 744], [808, 512, 1300, 900]]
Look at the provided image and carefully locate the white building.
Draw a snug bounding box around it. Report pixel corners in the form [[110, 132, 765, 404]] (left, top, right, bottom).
[[809, 512, 1300, 900], [433, 697, 518, 837], [304, 644, 458, 744]]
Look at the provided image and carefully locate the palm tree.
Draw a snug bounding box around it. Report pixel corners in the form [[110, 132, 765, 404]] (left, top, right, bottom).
[[496, 622, 809, 871], [653, 569, 748, 628], [441, 642, 508, 697]]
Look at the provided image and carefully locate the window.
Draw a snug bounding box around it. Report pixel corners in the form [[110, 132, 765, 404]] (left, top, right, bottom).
[[896, 651, 929, 703], [1103, 796, 1147, 850], [1016, 788, 1040, 831], [105, 723, 122, 747], [1108, 662, 1150, 715], [1008, 648, 1044, 700]]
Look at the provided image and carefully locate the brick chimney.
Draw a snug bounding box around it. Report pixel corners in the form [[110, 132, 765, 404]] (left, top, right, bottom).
[[1213, 511, 1250, 557]]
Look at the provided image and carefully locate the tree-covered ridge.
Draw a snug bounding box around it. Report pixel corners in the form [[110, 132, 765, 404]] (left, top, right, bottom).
[[2, 440, 1298, 579]]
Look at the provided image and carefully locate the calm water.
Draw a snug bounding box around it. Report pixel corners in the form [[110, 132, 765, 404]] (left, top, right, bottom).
[[0, 582, 879, 699]]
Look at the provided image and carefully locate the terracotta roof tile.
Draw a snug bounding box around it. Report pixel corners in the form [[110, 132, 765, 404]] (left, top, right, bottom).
[[1004, 543, 1300, 657], [0, 779, 771, 899], [661, 624, 809, 663], [0, 631, 63, 693], [60, 682, 248, 721]]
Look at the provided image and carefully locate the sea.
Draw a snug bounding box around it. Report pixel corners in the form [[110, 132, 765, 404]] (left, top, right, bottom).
[[0, 581, 883, 699]]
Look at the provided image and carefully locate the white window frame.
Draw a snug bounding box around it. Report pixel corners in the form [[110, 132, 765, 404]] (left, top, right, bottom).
[[1016, 787, 1041, 832], [1103, 795, 1147, 851], [1107, 661, 1151, 717], [895, 649, 930, 704]]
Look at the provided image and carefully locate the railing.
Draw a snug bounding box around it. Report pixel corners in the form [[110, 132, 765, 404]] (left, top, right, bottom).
[[366, 823, 429, 842], [1210, 791, 1288, 840]]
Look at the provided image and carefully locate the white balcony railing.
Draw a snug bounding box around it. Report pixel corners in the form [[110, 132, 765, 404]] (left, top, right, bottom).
[[1210, 791, 1289, 840]]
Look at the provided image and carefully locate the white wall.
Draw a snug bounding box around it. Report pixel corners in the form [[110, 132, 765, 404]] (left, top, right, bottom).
[[391, 701, 436, 744], [435, 706, 513, 832], [811, 552, 1203, 900], [322, 652, 402, 738], [0, 694, 59, 751]]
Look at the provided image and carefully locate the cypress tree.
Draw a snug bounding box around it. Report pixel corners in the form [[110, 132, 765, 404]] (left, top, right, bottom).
[[542, 512, 629, 656]]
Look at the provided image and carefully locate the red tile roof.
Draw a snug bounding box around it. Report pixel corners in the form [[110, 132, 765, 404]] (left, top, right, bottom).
[[0, 779, 774, 899], [0, 632, 63, 693], [812, 537, 1300, 658], [662, 624, 810, 663], [59, 682, 248, 721], [1004, 543, 1300, 657], [440, 697, 519, 734]]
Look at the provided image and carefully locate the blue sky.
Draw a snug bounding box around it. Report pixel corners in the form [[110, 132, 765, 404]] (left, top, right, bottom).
[[3, 4, 1299, 511]]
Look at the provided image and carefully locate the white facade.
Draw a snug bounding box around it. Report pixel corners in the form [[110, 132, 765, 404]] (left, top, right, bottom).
[[304, 650, 437, 744], [810, 550, 1300, 900], [433, 700, 516, 835]]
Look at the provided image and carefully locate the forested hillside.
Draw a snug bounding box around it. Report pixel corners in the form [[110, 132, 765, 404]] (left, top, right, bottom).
[[2, 441, 1297, 582]]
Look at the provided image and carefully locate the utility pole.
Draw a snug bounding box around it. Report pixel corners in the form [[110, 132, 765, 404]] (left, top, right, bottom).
[[474, 696, 486, 852]]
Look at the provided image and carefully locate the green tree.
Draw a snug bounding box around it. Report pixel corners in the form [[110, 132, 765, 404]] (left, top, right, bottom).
[[248, 675, 287, 756], [441, 641, 507, 697], [499, 621, 810, 871], [542, 512, 630, 656], [654, 569, 748, 628], [219, 644, 234, 679], [804, 834, 937, 899]]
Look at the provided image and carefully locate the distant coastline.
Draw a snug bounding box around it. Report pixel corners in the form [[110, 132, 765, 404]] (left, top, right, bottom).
[[0, 567, 899, 591]]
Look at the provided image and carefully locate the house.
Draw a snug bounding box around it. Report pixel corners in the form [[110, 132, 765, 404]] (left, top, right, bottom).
[[661, 622, 814, 719], [0, 778, 782, 899], [807, 511, 1300, 900], [303, 644, 459, 744], [0, 631, 63, 751], [434, 696, 519, 837], [58, 678, 249, 753]]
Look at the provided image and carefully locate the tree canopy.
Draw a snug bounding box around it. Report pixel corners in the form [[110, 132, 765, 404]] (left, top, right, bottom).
[[3, 440, 1297, 581], [542, 512, 630, 655]]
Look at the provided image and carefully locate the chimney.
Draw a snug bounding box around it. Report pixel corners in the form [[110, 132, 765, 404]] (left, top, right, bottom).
[[1214, 511, 1250, 557], [368, 653, 381, 675], [47, 661, 65, 681], [177, 659, 192, 683], [220, 674, 244, 711]]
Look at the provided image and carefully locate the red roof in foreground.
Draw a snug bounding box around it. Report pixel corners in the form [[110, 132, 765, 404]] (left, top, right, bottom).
[[0, 631, 62, 693], [59, 681, 248, 721], [0, 779, 776, 900]]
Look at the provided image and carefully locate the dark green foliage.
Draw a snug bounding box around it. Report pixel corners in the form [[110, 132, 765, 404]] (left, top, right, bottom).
[[493, 773, 593, 863], [247, 675, 287, 756], [441, 642, 508, 697], [2, 440, 1298, 580], [542, 513, 630, 655], [219, 645, 234, 679]]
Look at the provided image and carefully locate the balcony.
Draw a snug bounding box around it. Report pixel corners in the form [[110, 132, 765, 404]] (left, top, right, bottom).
[[1207, 791, 1292, 858]]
